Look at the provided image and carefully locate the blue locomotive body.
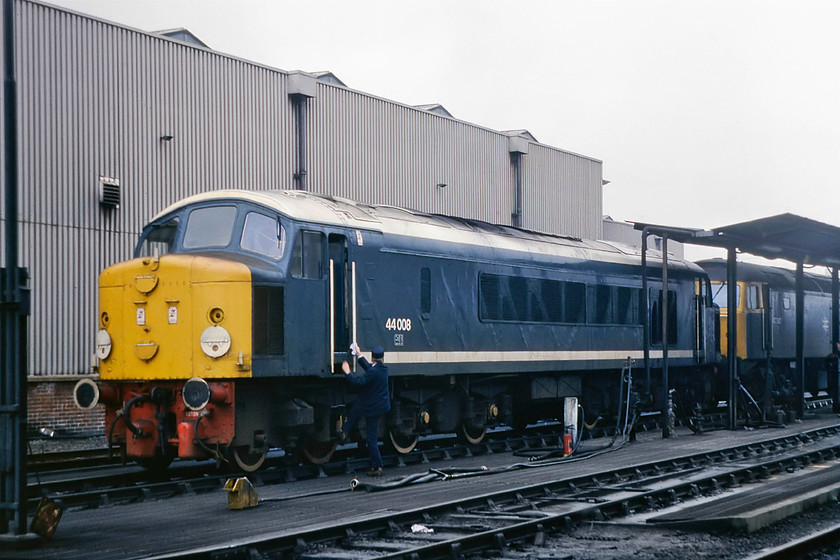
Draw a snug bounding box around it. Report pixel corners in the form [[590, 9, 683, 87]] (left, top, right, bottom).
[[697, 259, 834, 414], [90, 189, 719, 466]]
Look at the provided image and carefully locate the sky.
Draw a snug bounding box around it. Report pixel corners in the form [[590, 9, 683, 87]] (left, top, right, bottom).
[[47, 0, 840, 261]]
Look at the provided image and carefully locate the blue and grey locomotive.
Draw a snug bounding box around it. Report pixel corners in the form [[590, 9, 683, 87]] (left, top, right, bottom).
[[697, 259, 834, 418], [75, 190, 720, 469]]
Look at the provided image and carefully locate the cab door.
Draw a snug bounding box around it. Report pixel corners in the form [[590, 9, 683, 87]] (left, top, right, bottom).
[[695, 278, 719, 363], [329, 234, 355, 372], [744, 283, 767, 360], [286, 230, 330, 376]]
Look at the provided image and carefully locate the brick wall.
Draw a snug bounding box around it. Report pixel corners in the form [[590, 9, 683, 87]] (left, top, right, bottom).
[[27, 381, 105, 436]]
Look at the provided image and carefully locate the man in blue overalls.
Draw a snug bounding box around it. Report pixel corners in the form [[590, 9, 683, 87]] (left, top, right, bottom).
[[340, 343, 390, 476]]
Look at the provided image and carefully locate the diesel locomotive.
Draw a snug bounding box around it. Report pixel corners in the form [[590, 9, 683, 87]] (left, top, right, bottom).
[[697, 259, 834, 419], [74, 189, 724, 470]]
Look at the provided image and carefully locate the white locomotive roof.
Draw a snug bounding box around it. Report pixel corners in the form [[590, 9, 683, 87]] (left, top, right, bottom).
[[153, 189, 702, 273]]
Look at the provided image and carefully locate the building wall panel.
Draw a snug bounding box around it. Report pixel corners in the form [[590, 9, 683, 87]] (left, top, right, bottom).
[[524, 143, 603, 239], [309, 85, 514, 224], [6, 0, 602, 379]]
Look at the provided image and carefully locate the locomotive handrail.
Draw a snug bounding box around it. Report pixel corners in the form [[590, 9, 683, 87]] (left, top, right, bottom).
[[329, 259, 335, 372], [352, 260, 357, 369]]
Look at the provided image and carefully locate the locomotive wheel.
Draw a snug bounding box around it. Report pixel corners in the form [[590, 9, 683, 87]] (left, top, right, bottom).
[[301, 438, 338, 465], [459, 424, 487, 445], [387, 429, 419, 454], [231, 445, 267, 472]]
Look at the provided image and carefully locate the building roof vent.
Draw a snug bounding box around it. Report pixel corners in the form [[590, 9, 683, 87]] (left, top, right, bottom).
[[154, 28, 210, 49], [414, 104, 454, 118], [99, 176, 120, 208]]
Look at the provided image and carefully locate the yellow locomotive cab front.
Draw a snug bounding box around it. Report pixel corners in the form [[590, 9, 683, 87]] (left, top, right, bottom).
[[98, 253, 253, 381], [82, 253, 254, 467]]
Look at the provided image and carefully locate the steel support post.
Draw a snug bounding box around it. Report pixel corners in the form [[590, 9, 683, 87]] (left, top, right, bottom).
[[641, 229, 650, 401], [726, 248, 738, 429], [832, 268, 840, 414], [661, 235, 671, 438], [1, 0, 27, 537], [795, 262, 805, 419]]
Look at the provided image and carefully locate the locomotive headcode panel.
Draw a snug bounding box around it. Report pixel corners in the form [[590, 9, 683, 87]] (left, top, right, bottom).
[[76, 189, 722, 470]]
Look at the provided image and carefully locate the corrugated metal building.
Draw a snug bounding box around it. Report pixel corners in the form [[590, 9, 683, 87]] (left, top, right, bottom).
[[2, 0, 603, 392]]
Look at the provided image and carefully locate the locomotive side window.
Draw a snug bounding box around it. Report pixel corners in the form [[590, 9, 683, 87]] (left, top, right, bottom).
[[590, 284, 612, 324], [241, 212, 286, 260], [420, 268, 432, 315], [137, 216, 179, 257], [564, 282, 586, 323], [615, 287, 641, 325], [479, 273, 586, 324], [589, 285, 641, 325], [182, 206, 237, 249], [539, 279, 564, 322], [650, 289, 677, 344], [289, 230, 325, 279]]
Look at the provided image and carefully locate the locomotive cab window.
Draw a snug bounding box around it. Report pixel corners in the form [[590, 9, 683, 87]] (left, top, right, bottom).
[[137, 216, 179, 257], [241, 212, 286, 260], [711, 282, 740, 309], [183, 206, 237, 249], [290, 230, 325, 279]]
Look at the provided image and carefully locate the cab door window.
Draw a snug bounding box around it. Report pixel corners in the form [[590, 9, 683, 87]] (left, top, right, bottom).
[[746, 284, 761, 309], [290, 231, 325, 279]]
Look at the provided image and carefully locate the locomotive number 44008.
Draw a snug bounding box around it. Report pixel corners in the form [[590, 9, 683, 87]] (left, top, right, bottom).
[[385, 318, 412, 332]]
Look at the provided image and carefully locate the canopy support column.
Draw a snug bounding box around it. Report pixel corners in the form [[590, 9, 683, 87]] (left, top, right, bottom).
[[726, 248, 738, 430], [795, 262, 805, 419], [832, 268, 840, 414]]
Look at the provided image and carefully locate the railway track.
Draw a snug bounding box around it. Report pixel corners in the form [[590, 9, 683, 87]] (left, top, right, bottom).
[[143, 423, 840, 560], [24, 428, 568, 510], [744, 522, 840, 560], [25, 406, 834, 511], [29, 398, 833, 476]]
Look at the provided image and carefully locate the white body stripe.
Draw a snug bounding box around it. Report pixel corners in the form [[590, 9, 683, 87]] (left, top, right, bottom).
[[386, 349, 695, 364]]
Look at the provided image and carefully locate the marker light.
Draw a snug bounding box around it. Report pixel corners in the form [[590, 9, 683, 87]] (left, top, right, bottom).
[[200, 325, 231, 358], [182, 377, 211, 411], [95, 329, 112, 360]]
